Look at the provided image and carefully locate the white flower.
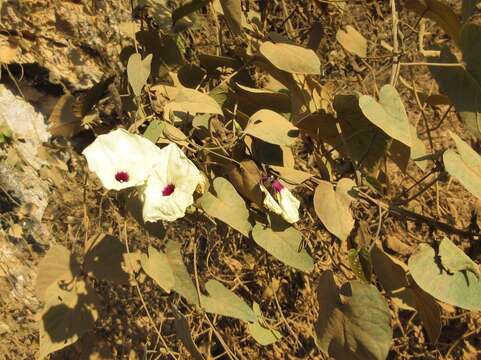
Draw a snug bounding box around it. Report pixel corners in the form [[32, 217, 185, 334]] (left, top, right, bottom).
[[142, 143, 202, 222], [82, 128, 163, 191], [260, 179, 300, 223]]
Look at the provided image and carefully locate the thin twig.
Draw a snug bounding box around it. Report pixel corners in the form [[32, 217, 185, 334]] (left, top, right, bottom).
[[122, 222, 179, 360]]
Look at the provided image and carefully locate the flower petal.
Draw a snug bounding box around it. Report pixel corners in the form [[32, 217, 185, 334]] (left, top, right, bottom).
[[82, 128, 163, 190], [142, 143, 201, 222], [277, 188, 300, 223], [260, 184, 283, 216]]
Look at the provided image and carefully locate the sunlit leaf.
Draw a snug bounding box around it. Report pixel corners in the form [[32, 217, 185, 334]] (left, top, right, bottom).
[[251, 224, 314, 273], [198, 177, 252, 236], [36, 245, 81, 302], [201, 279, 256, 322], [140, 245, 175, 293], [39, 279, 100, 359], [260, 41, 321, 75], [247, 302, 283, 346], [127, 53, 153, 97], [408, 238, 481, 311], [439, 237, 479, 278], [359, 85, 412, 147], [315, 271, 392, 360], [443, 131, 481, 200], [313, 178, 356, 242], [244, 109, 298, 146], [163, 87, 223, 121], [165, 241, 200, 306], [336, 25, 367, 57]]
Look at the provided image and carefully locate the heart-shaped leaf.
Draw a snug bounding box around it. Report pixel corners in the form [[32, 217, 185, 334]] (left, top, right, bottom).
[[244, 109, 298, 146], [141, 245, 176, 293], [198, 177, 252, 236], [201, 280, 256, 322], [408, 238, 481, 311], [127, 53, 153, 97], [443, 131, 481, 200], [359, 84, 412, 147], [247, 302, 283, 346], [336, 25, 367, 57], [315, 271, 392, 360], [313, 178, 356, 242], [36, 245, 81, 302], [251, 223, 314, 273], [260, 41, 321, 75], [39, 279, 100, 359]]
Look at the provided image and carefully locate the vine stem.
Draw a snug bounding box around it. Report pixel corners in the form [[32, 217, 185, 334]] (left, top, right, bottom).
[[122, 222, 179, 360]]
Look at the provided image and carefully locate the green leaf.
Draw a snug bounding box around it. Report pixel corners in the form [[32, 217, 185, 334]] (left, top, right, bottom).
[[36, 245, 81, 302], [141, 246, 175, 293], [144, 119, 165, 143], [247, 302, 283, 346], [0, 121, 12, 143], [260, 41, 321, 75], [359, 84, 412, 147], [198, 177, 252, 236], [172, 0, 212, 24], [313, 178, 356, 242], [165, 241, 200, 306], [439, 237, 480, 278], [39, 279, 100, 359], [251, 224, 314, 273], [443, 131, 481, 200], [315, 271, 392, 360], [201, 280, 256, 322], [83, 234, 130, 285], [244, 109, 299, 146], [408, 239, 481, 311], [127, 53, 153, 97]]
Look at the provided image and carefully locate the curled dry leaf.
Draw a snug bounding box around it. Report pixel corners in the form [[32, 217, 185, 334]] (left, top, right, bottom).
[[227, 159, 264, 207], [314, 178, 356, 242], [336, 25, 367, 57], [48, 94, 83, 138], [260, 41, 321, 75]]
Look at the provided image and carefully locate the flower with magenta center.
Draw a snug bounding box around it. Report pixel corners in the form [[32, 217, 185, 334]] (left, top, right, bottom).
[[142, 143, 202, 222], [260, 178, 300, 223], [82, 128, 164, 191]]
